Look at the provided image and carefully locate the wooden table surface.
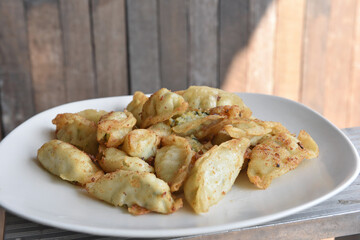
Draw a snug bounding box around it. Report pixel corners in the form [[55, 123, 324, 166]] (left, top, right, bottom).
[[1, 127, 359, 240]]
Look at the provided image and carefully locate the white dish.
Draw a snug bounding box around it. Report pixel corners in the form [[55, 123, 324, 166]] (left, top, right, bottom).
[[0, 93, 359, 238]]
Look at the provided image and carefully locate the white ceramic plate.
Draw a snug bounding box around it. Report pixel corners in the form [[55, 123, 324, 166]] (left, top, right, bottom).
[[0, 93, 359, 238]]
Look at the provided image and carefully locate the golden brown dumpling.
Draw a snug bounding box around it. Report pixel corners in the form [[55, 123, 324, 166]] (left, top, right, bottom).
[[247, 130, 319, 189], [141, 88, 188, 128], [98, 147, 154, 173], [147, 122, 172, 137], [97, 111, 136, 148], [77, 109, 108, 123], [154, 135, 194, 192], [172, 114, 229, 141], [37, 140, 103, 185], [298, 130, 319, 159], [126, 91, 148, 127], [121, 129, 160, 160], [184, 138, 250, 213], [52, 113, 98, 156], [178, 86, 252, 117], [262, 121, 291, 135], [223, 118, 273, 145], [86, 170, 182, 214]]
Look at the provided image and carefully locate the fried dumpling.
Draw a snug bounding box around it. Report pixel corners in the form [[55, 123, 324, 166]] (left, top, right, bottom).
[[147, 122, 172, 137], [77, 109, 108, 123], [184, 138, 250, 213], [178, 86, 252, 117], [98, 147, 154, 173], [97, 111, 136, 148], [86, 170, 183, 214], [297, 130, 319, 158], [52, 113, 98, 156], [247, 130, 319, 189], [121, 129, 160, 160], [141, 88, 188, 128], [37, 140, 103, 185], [172, 113, 229, 141], [223, 118, 273, 145], [154, 135, 194, 192], [262, 121, 291, 135], [126, 91, 148, 127]]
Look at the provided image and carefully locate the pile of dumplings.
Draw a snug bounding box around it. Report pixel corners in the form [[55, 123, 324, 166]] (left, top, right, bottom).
[[37, 86, 319, 215]]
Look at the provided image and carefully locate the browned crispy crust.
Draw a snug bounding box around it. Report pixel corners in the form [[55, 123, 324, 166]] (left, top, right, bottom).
[[128, 204, 151, 215]]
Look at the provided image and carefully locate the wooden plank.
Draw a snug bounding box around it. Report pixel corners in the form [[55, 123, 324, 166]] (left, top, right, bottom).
[[188, 0, 219, 88], [323, 0, 357, 128], [190, 213, 359, 240], [246, 0, 277, 94], [301, 1, 330, 114], [158, 0, 187, 91], [0, 0, 35, 135], [91, 0, 128, 97], [25, 0, 66, 112], [0, 207, 4, 240], [220, 0, 249, 92], [59, 0, 97, 101], [273, 0, 306, 101], [349, 1, 360, 127], [127, 0, 160, 94]]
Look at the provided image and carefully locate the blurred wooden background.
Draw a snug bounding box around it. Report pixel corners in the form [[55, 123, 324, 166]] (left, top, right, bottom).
[[0, 0, 359, 137]]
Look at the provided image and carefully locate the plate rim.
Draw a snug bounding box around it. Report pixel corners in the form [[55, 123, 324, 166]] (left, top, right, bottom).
[[0, 92, 359, 238]]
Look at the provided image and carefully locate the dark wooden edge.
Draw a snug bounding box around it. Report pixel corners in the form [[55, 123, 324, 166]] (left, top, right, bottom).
[[0, 207, 5, 240]]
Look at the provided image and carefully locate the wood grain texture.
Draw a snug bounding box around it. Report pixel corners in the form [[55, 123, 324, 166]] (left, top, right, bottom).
[[323, 0, 357, 128], [59, 0, 97, 101], [246, 0, 277, 94], [91, 0, 128, 97], [26, 0, 66, 112], [188, 0, 219, 87], [158, 0, 188, 91], [349, 1, 360, 127], [301, 0, 330, 114], [190, 213, 360, 240], [273, 0, 306, 101], [127, 0, 160, 94], [0, 0, 35, 135], [220, 0, 249, 92]]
